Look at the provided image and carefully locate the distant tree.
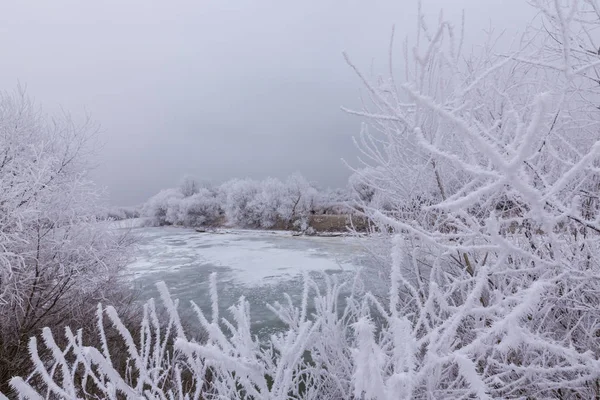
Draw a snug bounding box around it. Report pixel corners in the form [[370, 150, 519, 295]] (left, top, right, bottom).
[[178, 189, 222, 227], [283, 173, 318, 221], [247, 177, 286, 228], [142, 188, 184, 225], [106, 206, 141, 221], [220, 178, 262, 227], [179, 175, 200, 197], [348, 167, 382, 206], [143, 174, 350, 230]]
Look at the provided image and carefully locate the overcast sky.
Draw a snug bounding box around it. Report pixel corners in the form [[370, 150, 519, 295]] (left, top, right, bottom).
[[0, 0, 533, 206]]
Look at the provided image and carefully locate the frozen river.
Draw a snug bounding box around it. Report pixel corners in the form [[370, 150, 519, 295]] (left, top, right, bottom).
[[125, 226, 376, 337]]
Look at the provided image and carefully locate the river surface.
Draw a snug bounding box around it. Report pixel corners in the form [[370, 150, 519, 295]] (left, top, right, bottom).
[[124, 226, 378, 338]]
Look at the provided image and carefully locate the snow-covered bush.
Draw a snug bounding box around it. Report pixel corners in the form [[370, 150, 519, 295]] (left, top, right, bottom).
[[142, 187, 222, 228], [179, 175, 200, 197], [145, 174, 329, 230], [105, 206, 141, 221], [235, 174, 320, 229], [220, 178, 263, 227], [220, 176, 316, 229], [281, 173, 319, 220], [342, 0, 600, 396], [177, 189, 222, 227], [4, 275, 362, 399], [244, 177, 286, 228], [348, 167, 394, 213], [314, 187, 352, 215], [0, 88, 134, 393], [142, 188, 184, 226], [144, 176, 220, 227]]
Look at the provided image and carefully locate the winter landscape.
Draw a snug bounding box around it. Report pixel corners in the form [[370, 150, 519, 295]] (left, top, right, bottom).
[[3, 0, 600, 398]]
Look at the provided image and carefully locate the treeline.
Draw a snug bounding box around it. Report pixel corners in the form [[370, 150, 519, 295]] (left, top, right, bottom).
[[104, 206, 141, 221], [142, 174, 353, 232]]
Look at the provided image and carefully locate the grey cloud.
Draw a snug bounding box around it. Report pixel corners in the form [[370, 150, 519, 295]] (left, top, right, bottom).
[[0, 0, 533, 205]]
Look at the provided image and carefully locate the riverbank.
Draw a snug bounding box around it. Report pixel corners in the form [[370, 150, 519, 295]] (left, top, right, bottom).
[[112, 213, 371, 236]]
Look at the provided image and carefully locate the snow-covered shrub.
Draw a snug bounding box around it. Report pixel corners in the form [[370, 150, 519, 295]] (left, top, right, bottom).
[[219, 176, 322, 229], [142, 188, 184, 226], [106, 206, 141, 221], [143, 185, 223, 228], [179, 175, 200, 197], [315, 187, 353, 215], [342, 0, 600, 397], [245, 177, 286, 228], [348, 167, 394, 213], [0, 88, 134, 393], [143, 174, 347, 230], [5, 275, 362, 399], [177, 188, 222, 227], [220, 178, 263, 227], [281, 173, 319, 221]]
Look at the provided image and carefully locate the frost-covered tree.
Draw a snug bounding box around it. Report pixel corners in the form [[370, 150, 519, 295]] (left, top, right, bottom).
[[0, 88, 134, 393], [4, 276, 361, 399], [142, 187, 222, 228], [142, 188, 185, 225], [282, 173, 318, 220], [315, 186, 353, 215], [343, 0, 600, 397], [105, 206, 141, 221], [222, 174, 321, 229], [220, 178, 263, 227], [10, 2, 600, 398], [143, 173, 346, 230], [348, 166, 394, 213], [245, 177, 285, 228], [177, 189, 222, 227], [179, 175, 200, 197]]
